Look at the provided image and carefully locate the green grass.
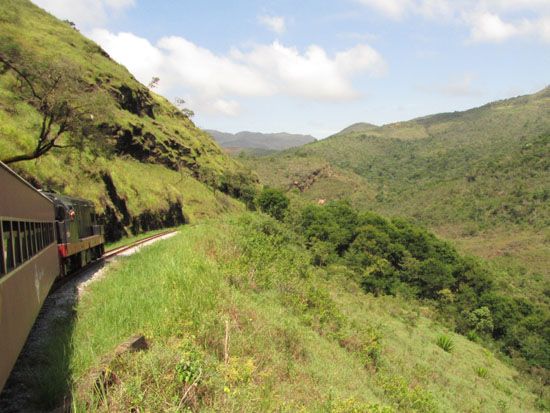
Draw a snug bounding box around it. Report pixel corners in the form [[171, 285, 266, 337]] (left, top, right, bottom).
[[27, 214, 545, 412]]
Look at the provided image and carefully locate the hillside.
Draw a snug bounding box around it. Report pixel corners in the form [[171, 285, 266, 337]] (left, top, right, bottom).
[[206, 129, 316, 152], [11, 214, 548, 411], [0, 0, 258, 240], [242, 89, 550, 301]]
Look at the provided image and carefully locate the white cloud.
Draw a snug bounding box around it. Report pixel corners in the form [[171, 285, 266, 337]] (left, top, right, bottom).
[[90, 29, 164, 82], [354, 0, 550, 43], [355, 0, 412, 19], [467, 12, 519, 43], [90, 30, 387, 115], [32, 0, 135, 29], [258, 15, 286, 34]]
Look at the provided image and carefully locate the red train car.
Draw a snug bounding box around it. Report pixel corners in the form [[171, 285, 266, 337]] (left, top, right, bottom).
[[0, 162, 59, 392]]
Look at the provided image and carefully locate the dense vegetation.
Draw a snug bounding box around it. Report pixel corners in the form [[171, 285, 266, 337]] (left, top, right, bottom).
[[279, 200, 549, 371], [0, 0, 258, 239], [22, 214, 547, 412]]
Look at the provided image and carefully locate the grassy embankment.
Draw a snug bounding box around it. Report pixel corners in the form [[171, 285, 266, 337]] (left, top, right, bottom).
[[29, 214, 545, 412]]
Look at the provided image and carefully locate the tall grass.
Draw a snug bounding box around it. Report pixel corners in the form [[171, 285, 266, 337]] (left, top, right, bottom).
[[43, 215, 541, 412]]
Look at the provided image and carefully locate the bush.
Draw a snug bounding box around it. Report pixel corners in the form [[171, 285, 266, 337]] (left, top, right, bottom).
[[255, 188, 289, 220]]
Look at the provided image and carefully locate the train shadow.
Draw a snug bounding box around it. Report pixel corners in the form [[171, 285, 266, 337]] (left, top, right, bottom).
[[0, 260, 108, 412]]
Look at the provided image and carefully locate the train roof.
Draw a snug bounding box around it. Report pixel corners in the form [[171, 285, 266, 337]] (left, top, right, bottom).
[[42, 192, 95, 208], [0, 161, 53, 205]]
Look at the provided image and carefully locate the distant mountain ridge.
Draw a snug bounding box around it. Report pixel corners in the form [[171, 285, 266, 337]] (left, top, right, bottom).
[[206, 130, 316, 151]]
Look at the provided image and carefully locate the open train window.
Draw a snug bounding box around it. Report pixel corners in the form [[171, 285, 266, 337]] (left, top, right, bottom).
[[24, 222, 30, 260], [2, 221, 14, 274], [30, 222, 36, 256], [37, 223, 43, 251], [13, 222, 22, 266], [41, 223, 46, 247]]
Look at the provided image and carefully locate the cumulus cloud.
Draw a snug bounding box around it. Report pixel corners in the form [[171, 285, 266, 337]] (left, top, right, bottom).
[[258, 15, 286, 34], [354, 0, 550, 43], [32, 0, 135, 29], [467, 12, 520, 43], [89, 30, 387, 115]]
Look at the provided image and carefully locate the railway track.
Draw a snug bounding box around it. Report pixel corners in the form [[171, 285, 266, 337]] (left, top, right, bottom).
[[103, 229, 178, 258], [49, 229, 178, 294]]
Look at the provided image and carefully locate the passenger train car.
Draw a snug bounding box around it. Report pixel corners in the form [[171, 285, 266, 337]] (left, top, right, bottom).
[[0, 161, 104, 392]]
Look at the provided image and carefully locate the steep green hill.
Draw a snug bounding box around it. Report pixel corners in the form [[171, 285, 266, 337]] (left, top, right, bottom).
[[0, 0, 257, 239], [243, 89, 550, 302]]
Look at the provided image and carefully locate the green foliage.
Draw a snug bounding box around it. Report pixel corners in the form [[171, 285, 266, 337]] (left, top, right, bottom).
[[175, 344, 204, 384], [464, 306, 494, 336], [256, 187, 290, 220], [377, 374, 437, 413], [288, 200, 549, 370], [475, 367, 488, 378], [436, 335, 455, 353]]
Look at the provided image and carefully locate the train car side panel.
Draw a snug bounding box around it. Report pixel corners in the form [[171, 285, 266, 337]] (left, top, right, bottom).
[[0, 163, 59, 392]]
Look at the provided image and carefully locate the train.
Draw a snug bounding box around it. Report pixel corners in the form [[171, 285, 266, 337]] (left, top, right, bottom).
[[0, 161, 105, 392]]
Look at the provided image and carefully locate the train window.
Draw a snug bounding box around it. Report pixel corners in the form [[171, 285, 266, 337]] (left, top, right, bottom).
[[37, 223, 43, 251], [2, 221, 14, 273], [20, 222, 27, 262], [47, 223, 53, 245], [25, 222, 31, 259], [41, 223, 46, 247], [13, 222, 22, 266], [35, 223, 40, 253], [39, 222, 44, 251], [28, 222, 34, 257], [45, 223, 50, 245], [32, 222, 37, 255], [30, 222, 36, 256]]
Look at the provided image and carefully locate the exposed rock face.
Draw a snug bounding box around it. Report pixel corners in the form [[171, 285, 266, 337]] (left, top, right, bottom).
[[289, 165, 334, 192], [113, 125, 198, 172], [100, 172, 186, 242], [113, 84, 156, 118]]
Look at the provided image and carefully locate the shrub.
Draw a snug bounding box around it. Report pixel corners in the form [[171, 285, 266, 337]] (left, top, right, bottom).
[[256, 188, 289, 220], [436, 335, 455, 353]]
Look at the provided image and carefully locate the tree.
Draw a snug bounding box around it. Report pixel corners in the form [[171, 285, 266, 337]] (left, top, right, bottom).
[[148, 76, 160, 89], [0, 48, 111, 164], [174, 97, 195, 118], [256, 188, 289, 221]]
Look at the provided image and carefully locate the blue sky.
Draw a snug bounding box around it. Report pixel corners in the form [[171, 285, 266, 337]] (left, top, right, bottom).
[[33, 0, 550, 137]]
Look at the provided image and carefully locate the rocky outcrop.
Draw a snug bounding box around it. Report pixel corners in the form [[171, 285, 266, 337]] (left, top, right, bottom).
[[100, 172, 186, 242], [289, 165, 334, 192], [112, 84, 156, 118], [112, 125, 199, 172]]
